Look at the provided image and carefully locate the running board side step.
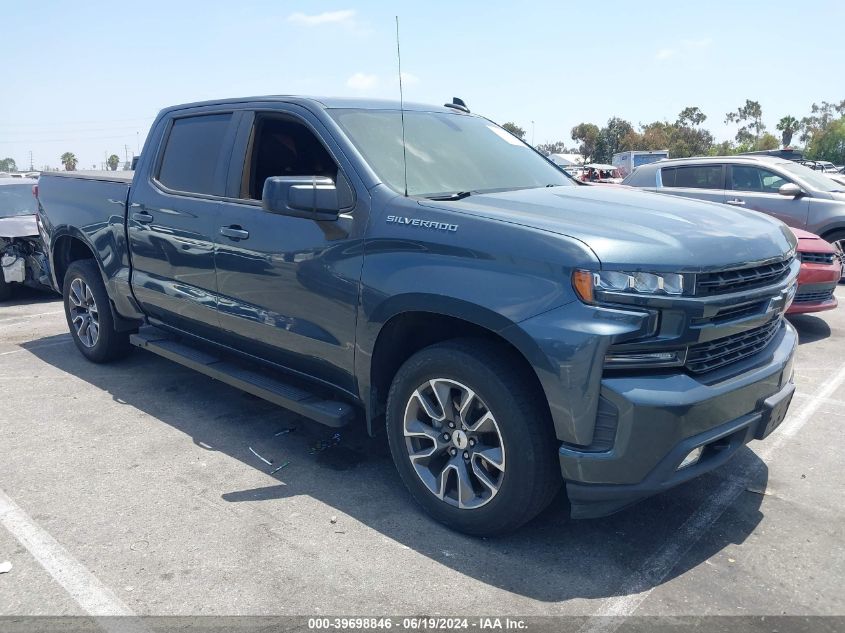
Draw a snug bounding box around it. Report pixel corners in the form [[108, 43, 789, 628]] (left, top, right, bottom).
[[130, 328, 355, 428]]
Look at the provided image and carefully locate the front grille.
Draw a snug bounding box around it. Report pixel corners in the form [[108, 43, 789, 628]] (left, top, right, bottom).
[[800, 252, 836, 265], [686, 318, 782, 374], [695, 258, 793, 296], [794, 289, 835, 303]]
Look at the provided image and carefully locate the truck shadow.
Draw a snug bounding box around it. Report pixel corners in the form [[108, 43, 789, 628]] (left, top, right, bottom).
[[788, 314, 832, 344], [1, 285, 58, 307], [23, 334, 769, 603]]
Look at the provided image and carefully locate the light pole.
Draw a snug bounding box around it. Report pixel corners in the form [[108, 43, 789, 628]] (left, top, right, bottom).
[[531, 120, 535, 146]]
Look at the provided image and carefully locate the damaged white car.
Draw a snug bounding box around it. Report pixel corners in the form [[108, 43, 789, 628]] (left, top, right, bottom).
[[0, 178, 52, 301]]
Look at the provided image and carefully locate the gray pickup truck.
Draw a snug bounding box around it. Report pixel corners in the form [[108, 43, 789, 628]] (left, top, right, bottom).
[[36, 96, 799, 535]]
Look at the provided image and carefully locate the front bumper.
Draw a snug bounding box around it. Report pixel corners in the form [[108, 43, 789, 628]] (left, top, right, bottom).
[[788, 260, 840, 314], [561, 320, 797, 519]]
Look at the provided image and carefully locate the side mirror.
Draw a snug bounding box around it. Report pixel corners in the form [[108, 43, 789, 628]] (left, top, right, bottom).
[[778, 183, 803, 198], [262, 176, 340, 220]]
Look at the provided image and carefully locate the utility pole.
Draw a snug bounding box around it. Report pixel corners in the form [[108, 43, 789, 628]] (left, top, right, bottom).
[[29, 150, 34, 171], [531, 121, 535, 146]]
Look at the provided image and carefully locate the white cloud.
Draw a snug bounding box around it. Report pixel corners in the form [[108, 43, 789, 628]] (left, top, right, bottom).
[[682, 37, 713, 49], [288, 10, 356, 26], [399, 72, 420, 87], [656, 37, 712, 62], [346, 72, 378, 90]]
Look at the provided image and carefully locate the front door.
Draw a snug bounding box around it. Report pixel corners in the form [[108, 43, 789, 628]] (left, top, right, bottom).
[[726, 164, 810, 229], [127, 111, 239, 338], [212, 108, 366, 393]]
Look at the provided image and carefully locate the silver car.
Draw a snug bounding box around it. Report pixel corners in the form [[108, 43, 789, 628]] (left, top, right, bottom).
[[623, 155, 845, 263]]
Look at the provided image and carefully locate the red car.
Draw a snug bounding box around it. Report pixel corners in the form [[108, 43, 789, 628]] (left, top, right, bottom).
[[789, 228, 841, 314]]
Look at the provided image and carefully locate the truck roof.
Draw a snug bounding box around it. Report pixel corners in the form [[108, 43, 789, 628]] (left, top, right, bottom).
[[161, 96, 464, 116]]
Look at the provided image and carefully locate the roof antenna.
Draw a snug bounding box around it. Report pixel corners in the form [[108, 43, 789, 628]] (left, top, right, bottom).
[[395, 15, 408, 197]]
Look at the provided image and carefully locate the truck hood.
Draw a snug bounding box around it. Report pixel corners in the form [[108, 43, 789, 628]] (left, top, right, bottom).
[[0, 215, 38, 238], [420, 186, 795, 272]]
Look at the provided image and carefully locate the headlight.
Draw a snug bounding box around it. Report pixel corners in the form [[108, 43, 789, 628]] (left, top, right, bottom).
[[572, 269, 685, 303]]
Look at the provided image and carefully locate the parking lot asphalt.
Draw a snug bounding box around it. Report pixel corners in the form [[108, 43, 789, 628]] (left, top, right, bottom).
[[0, 287, 843, 622]]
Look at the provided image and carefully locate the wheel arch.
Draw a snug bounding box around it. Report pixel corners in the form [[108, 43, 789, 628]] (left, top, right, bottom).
[[52, 231, 98, 289], [361, 298, 555, 437], [52, 231, 140, 332]]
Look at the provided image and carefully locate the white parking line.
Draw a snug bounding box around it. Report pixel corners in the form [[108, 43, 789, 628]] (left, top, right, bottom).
[[0, 310, 65, 329], [0, 488, 135, 616], [0, 337, 71, 356], [580, 361, 845, 632]]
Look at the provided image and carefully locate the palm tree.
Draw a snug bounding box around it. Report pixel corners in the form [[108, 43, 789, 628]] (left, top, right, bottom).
[[107, 154, 120, 171], [60, 152, 78, 171], [776, 116, 800, 148]]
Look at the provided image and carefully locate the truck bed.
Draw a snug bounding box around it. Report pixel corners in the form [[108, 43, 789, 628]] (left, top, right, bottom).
[[43, 170, 134, 183]]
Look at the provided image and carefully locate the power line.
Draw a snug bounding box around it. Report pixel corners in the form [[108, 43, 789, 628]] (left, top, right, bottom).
[[0, 116, 153, 129], [0, 133, 145, 144]]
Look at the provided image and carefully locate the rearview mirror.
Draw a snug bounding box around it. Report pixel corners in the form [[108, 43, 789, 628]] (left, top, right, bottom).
[[262, 176, 340, 220], [778, 183, 803, 198]]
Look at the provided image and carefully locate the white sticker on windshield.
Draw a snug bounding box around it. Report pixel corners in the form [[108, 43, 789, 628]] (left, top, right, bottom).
[[487, 125, 524, 146]]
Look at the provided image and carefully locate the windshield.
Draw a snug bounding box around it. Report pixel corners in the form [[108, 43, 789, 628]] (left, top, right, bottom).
[[781, 162, 844, 192], [0, 184, 36, 217], [328, 109, 573, 197]]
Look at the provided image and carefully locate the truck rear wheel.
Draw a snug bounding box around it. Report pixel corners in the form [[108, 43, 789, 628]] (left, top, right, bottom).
[[63, 260, 131, 363], [386, 339, 560, 536]]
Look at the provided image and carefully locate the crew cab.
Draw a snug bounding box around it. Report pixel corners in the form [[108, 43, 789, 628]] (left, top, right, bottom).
[[36, 97, 799, 534]]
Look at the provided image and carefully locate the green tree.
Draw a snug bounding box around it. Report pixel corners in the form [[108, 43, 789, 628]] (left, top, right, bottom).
[[776, 115, 800, 147], [806, 118, 845, 164], [535, 141, 571, 155], [571, 122, 600, 163], [500, 122, 525, 139], [594, 117, 634, 163], [725, 100, 765, 145], [60, 152, 78, 171], [107, 154, 120, 171], [669, 125, 714, 158], [754, 133, 780, 151], [0, 158, 17, 171], [708, 140, 736, 156], [677, 106, 707, 127], [799, 100, 845, 145]]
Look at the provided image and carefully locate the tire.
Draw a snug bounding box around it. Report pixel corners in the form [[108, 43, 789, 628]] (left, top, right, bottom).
[[62, 259, 131, 362], [823, 230, 845, 283], [0, 275, 11, 302], [386, 339, 561, 536]]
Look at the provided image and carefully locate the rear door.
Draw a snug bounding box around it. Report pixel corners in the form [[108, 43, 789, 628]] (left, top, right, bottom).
[[725, 163, 810, 228], [127, 110, 239, 338], [657, 164, 727, 205]]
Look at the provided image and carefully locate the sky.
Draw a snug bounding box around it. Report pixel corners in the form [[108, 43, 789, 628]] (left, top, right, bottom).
[[2, 0, 844, 170]]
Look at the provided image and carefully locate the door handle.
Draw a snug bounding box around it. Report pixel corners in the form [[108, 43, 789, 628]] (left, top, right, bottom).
[[132, 211, 154, 223], [726, 199, 745, 206], [220, 226, 250, 240]]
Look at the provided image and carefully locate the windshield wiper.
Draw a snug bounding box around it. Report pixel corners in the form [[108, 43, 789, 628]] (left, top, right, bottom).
[[424, 191, 473, 201]]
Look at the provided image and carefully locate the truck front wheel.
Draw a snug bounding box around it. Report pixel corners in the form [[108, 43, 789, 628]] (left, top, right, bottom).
[[62, 260, 131, 363], [386, 339, 561, 536]]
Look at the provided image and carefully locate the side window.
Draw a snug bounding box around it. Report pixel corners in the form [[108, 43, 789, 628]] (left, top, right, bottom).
[[660, 167, 676, 187], [669, 165, 723, 189], [157, 113, 232, 195], [242, 116, 339, 200], [731, 165, 789, 193]]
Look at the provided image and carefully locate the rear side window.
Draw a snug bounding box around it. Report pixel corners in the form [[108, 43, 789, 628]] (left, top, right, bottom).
[[157, 114, 232, 195], [661, 165, 722, 190]]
